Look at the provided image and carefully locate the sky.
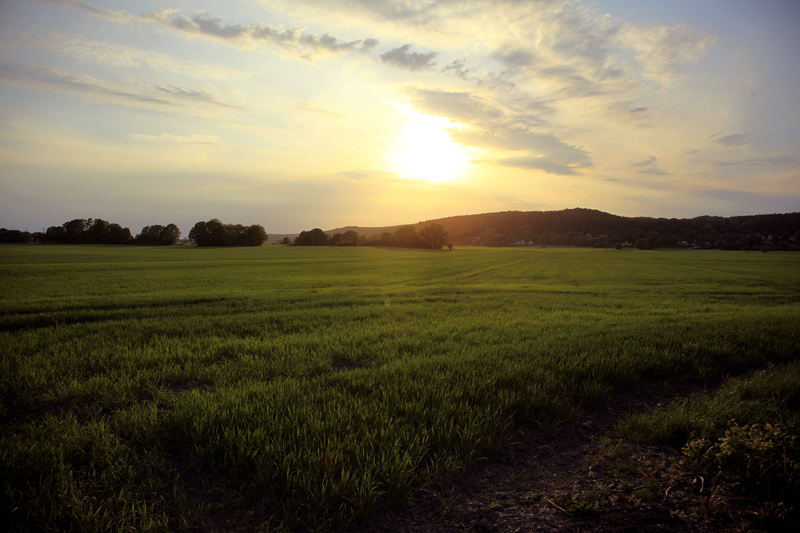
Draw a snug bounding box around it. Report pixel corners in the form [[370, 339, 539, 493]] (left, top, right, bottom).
[[0, 0, 798, 235]]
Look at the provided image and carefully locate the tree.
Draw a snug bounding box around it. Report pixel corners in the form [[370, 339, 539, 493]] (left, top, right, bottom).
[[238, 224, 268, 246], [280, 237, 291, 244], [160, 224, 181, 245], [43, 226, 67, 243], [392, 225, 419, 248], [188, 219, 265, 246], [339, 230, 359, 246], [136, 225, 165, 245], [189, 219, 229, 246], [0, 229, 31, 243], [64, 219, 90, 243], [293, 228, 328, 246], [419, 223, 449, 249], [634, 238, 653, 250]]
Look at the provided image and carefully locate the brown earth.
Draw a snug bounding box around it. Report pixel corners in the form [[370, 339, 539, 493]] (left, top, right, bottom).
[[347, 386, 789, 533]]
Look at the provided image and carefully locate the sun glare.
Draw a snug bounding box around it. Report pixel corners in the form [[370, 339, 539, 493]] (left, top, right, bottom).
[[388, 108, 473, 183]]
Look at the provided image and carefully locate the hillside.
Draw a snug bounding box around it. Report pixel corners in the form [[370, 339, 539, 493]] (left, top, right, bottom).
[[326, 208, 800, 250]]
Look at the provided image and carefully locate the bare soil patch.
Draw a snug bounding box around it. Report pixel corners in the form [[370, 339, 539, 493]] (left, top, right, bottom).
[[350, 384, 787, 533]]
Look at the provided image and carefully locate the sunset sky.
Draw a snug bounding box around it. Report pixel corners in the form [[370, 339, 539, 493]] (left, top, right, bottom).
[[1, 0, 798, 234]]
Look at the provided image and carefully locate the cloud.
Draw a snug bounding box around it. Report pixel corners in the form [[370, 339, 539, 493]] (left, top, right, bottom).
[[140, 9, 378, 59], [338, 169, 449, 187], [455, 127, 591, 164], [19, 30, 243, 80], [713, 133, 751, 147], [694, 189, 800, 214], [409, 88, 502, 124], [380, 44, 437, 71], [0, 61, 237, 110], [155, 85, 241, 108], [492, 48, 537, 68], [38, 0, 135, 23], [441, 59, 480, 81], [39, 0, 380, 61], [717, 155, 797, 167], [128, 133, 222, 144], [632, 156, 657, 167], [493, 156, 584, 176], [638, 167, 668, 175], [623, 23, 717, 83], [404, 87, 592, 174], [630, 156, 667, 174], [295, 101, 343, 119], [629, 107, 648, 113]]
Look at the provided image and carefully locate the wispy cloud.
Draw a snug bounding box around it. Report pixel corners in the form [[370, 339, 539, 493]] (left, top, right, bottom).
[[40, 0, 380, 61], [632, 156, 658, 167], [0, 61, 238, 110], [638, 167, 669, 175], [380, 44, 437, 71], [128, 133, 222, 144], [630, 156, 668, 175], [38, 0, 135, 23], [19, 29, 244, 80], [405, 87, 592, 175], [717, 155, 796, 167], [713, 133, 751, 147], [295, 101, 343, 119], [494, 156, 586, 176], [142, 9, 378, 60]]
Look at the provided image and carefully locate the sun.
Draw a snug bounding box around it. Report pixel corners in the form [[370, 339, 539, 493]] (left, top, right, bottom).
[[388, 108, 473, 183]]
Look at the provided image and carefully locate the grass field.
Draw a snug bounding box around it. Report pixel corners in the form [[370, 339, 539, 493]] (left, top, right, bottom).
[[1, 245, 799, 531]]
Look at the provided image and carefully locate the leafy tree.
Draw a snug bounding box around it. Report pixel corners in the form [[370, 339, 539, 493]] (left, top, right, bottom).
[[634, 238, 653, 250], [339, 230, 359, 246], [188, 219, 266, 246], [329, 233, 342, 246], [280, 237, 291, 244], [64, 219, 90, 243], [293, 228, 329, 246], [392, 225, 419, 248], [43, 226, 67, 243], [41, 218, 132, 244], [238, 225, 268, 246], [0, 229, 32, 243], [189, 219, 229, 246], [419, 223, 449, 249]]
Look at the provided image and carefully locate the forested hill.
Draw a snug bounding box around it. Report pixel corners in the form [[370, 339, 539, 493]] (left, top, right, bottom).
[[328, 209, 800, 250]]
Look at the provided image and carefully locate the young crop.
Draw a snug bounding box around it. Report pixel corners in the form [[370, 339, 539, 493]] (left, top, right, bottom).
[[1, 245, 798, 531]]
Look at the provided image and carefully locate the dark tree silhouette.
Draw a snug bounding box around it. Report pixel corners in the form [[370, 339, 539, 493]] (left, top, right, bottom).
[[392, 225, 419, 248], [339, 230, 359, 246], [42, 218, 133, 244], [189, 219, 267, 246], [293, 228, 329, 246], [136, 224, 181, 245], [419, 223, 449, 249]]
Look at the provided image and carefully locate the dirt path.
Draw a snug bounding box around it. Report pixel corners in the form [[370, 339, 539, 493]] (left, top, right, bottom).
[[351, 389, 725, 533]]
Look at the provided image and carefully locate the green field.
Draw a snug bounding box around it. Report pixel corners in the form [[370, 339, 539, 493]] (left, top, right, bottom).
[[1, 245, 799, 531]]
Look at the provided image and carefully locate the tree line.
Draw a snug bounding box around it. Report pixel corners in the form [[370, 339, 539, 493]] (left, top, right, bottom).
[[188, 219, 267, 246], [401, 209, 799, 251], [0, 218, 268, 247], [293, 223, 451, 250]]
